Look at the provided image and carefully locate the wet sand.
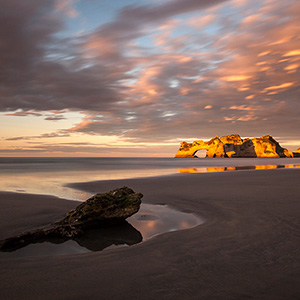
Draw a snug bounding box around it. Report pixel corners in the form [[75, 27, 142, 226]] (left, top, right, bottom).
[[1, 169, 300, 299]]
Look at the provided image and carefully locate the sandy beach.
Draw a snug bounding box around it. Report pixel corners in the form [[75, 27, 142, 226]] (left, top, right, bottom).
[[1, 168, 300, 299]]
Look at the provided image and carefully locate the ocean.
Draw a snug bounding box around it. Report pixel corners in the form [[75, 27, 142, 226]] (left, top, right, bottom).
[[1, 157, 300, 201]]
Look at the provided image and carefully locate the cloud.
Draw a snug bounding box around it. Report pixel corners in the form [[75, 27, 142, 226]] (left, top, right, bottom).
[[44, 115, 66, 121], [0, 141, 178, 157], [0, 0, 126, 113], [5, 110, 43, 117], [220, 75, 253, 82], [187, 14, 216, 28], [283, 50, 300, 56], [229, 105, 258, 111], [5, 132, 70, 141], [0, 0, 300, 149], [55, 0, 79, 18], [263, 82, 295, 92]]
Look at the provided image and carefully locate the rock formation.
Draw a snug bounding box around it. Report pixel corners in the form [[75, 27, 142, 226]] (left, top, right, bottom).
[[0, 187, 143, 252], [175, 134, 294, 158], [294, 148, 300, 157], [58, 186, 142, 228]]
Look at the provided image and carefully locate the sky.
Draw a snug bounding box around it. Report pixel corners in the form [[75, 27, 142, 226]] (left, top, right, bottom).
[[0, 0, 299, 157]]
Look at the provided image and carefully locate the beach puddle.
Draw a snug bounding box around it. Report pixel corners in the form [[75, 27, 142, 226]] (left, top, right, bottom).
[[127, 204, 202, 241], [178, 164, 300, 173], [0, 204, 203, 257]]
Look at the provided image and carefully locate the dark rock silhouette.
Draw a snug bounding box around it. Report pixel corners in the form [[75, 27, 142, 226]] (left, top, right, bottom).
[[0, 187, 143, 252]]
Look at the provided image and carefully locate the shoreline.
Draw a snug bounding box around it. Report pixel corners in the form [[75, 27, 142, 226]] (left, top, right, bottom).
[[1, 169, 300, 299]]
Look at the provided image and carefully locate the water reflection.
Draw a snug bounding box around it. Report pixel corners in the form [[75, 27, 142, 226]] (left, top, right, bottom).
[[0, 204, 203, 257], [127, 204, 202, 241], [0, 169, 177, 200], [178, 164, 300, 173]]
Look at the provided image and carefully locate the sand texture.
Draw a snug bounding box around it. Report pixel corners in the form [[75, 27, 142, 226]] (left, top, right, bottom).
[[1, 169, 300, 300]]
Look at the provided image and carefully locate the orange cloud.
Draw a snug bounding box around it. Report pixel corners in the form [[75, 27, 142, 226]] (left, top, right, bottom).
[[237, 114, 257, 121], [224, 116, 235, 121], [268, 37, 292, 46], [241, 14, 261, 25], [238, 86, 250, 91], [180, 88, 190, 95], [263, 82, 295, 92], [285, 64, 299, 71], [256, 61, 267, 66], [229, 105, 257, 111], [148, 89, 158, 95], [259, 66, 271, 72], [128, 66, 162, 101], [258, 51, 271, 57], [221, 75, 252, 81], [177, 56, 192, 63], [283, 50, 300, 56], [153, 32, 170, 46], [68, 119, 94, 132]]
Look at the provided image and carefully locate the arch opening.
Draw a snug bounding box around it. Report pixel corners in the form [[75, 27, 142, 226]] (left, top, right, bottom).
[[194, 149, 207, 158]]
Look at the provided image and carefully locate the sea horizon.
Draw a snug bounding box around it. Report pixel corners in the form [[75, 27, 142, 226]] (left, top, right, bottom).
[[1, 156, 300, 201]]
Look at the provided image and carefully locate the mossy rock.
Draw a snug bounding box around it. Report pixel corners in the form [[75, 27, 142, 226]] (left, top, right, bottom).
[[59, 186, 143, 227]]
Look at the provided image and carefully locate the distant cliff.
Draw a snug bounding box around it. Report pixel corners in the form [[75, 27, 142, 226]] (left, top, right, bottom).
[[175, 134, 295, 158]]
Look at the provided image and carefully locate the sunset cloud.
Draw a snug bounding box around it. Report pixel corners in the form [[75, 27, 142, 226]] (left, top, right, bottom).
[[221, 75, 252, 82], [263, 82, 295, 92], [283, 50, 300, 57], [0, 0, 300, 155], [55, 0, 79, 18], [188, 14, 216, 28]]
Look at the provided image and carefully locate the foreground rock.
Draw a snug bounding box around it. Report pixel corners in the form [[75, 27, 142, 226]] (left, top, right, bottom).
[[175, 134, 294, 158], [0, 187, 143, 252]]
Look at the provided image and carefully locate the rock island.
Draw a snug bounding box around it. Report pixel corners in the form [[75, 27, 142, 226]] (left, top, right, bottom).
[[175, 134, 297, 158]]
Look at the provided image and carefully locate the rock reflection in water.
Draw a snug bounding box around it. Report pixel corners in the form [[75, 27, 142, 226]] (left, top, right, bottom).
[[178, 164, 300, 174], [75, 222, 142, 251], [1, 221, 142, 257]]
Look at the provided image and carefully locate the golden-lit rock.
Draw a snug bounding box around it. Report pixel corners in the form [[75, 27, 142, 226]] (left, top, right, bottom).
[[284, 149, 294, 157], [175, 134, 294, 158], [175, 136, 226, 158], [293, 148, 300, 157], [226, 151, 236, 158]]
